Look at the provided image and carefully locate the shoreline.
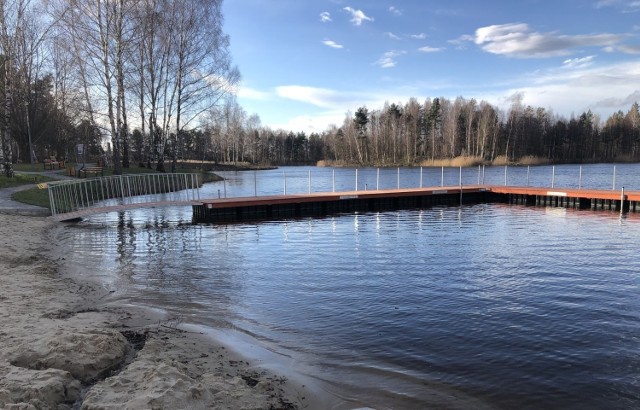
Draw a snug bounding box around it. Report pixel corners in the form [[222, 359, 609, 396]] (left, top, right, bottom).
[[0, 213, 323, 409]]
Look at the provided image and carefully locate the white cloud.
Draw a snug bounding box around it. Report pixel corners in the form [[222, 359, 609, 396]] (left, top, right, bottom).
[[385, 32, 401, 40], [410, 33, 427, 40], [343, 6, 374, 26], [594, 0, 640, 12], [617, 44, 640, 53], [275, 86, 345, 108], [375, 50, 406, 68], [488, 60, 640, 118], [389, 6, 402, 16], [322, 39, 344, 49], [418, 46, 444, 53], [320, 12, 332, 23], [472, 23, 625, 58], [237, 87, 269, 100], [562, 55, 595, 69]]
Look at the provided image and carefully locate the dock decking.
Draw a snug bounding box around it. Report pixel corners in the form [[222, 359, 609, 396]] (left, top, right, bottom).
[[192, 185, 640, 223]]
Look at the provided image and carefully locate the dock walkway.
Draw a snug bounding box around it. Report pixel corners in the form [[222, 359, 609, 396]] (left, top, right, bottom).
[[193, 185, 640, 223]]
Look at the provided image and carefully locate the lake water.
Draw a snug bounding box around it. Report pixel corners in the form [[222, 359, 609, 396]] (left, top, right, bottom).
[[55, 164, 640, 409]]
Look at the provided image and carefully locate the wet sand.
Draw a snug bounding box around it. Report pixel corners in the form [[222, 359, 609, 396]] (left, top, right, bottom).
[[0, 213, 321, 409]]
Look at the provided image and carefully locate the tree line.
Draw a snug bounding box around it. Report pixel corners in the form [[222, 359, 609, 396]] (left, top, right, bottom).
[[197, 96, 640, 167], [0, 0, 238, 177], [1, 1, 639, 177]]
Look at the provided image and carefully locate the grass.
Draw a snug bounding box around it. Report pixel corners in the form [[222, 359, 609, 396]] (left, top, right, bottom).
[[12, 187, 50, 208], [0, 172, 55, 189]]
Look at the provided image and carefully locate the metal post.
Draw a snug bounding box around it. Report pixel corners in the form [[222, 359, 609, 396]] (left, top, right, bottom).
[[355, 168, 358, 191], [459, 166, 462, 187], [579, 165, 583, 189], [613, 165, 616, 190], [254, 171, 257, 197], [526, 166, 530, 186], [420, 166, 423, 188], [119, 176, 125, 202], [397, 167, 400, 189], [376, 168, 380, 190], [482, 165, 485, 184], [504, 166, 507, 186], [621, 187, 625, 215], [441, 166, 444, 187], [332, 169, 335, 192], [308, 169, 311, 194], [551, 166, 555, 189], [223, 178, 227, 198], [283, 172, 287, 195], [477, 165, 480, 185]]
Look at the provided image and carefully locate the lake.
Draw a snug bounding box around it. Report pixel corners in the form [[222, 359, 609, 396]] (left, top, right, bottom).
[[55, 164, 640, 409]]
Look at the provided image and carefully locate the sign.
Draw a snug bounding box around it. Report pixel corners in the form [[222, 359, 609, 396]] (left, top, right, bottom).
[[77, 144, 85, 155]]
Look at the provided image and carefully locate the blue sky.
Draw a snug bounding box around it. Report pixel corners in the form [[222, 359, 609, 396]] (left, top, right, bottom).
[[223, 0, 640, 134]]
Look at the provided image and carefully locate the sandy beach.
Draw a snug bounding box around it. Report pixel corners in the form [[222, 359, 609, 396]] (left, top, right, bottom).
[[0, 213, 319, 409]]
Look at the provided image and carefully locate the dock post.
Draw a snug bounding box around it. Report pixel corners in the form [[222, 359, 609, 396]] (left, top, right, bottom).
[[579, 166, 582, 189], [333, 169, 335, 192], [459, 166, 462, 187], [308, 170, 311, 194], [420, 167, 423, 188], [482, 165, 485, 184], [613, 165, 617, 190], [283, 173, 287, 195], [377, 168, 380, 190], [254, 171, 257, 197], [621, 187, 625, 215], [527, 166, 530, 186], [441, 167, 444, 187], [551, 166, 555, 189], [223, 178, 227, 198], [355, 169, 358, 191], [397, 167, 400, 189], [478, 165, 481, 184], [504, 166, 507, 186]]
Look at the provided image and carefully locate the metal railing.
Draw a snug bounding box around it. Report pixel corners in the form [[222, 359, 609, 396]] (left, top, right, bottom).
[[48, 173, 201, 218]]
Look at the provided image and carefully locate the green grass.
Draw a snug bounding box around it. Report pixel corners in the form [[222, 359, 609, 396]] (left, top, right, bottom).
[[12, 187, 50, 208], [0, 172, 55, 189]]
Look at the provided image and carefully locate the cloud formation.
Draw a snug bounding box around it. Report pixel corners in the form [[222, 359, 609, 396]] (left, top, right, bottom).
[[385, 32, 401, 40], [472, 23, 625, 58], [375, 50, 406, 68], [343, 7, 374, 26], [320, 12, 332, 23], [562, 55, 595, 69], [389, 6, 402, 16], [418, 46, 444, 53], [322, 39, 344, 49], [410, 33, 427, 40], [275, 86, 342, 108]]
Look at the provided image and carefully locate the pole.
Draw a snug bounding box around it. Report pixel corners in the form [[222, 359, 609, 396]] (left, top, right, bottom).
[[579, 165, 582, 189], [254, 170, 257, 197], [355, 168, 358, 192], [332, 169, 335, 192], [420, 166, 423, 188], [477, 165, 480, 185], [308, 169, 311, 194], [459, 166, 463, 205], [526, 166, 530, 186], [621, 187, 625, 215], [397, 167, 400, 189], [551, 166, 555, 189], [504, 166, 507, 186], [376, 168, 380, 190], [284, 172, 287, 195], [441, 166, 444, 187], [613, 165, 616, 190]]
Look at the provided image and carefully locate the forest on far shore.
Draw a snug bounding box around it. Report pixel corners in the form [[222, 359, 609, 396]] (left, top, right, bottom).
[[204, 96, 640, 168]]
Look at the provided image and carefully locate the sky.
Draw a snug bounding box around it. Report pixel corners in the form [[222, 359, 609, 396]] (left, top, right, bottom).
[[222, 0, 640, 134]]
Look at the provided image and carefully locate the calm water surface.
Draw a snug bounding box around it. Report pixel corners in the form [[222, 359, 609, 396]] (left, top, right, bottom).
[[56, 165, 640, 409]]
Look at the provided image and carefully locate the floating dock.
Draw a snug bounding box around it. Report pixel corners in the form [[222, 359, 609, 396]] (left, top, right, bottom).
[[192, 185, 640, 223]]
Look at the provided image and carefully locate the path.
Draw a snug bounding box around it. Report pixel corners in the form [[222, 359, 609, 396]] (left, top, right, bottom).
[[0, 170, 73, 216]]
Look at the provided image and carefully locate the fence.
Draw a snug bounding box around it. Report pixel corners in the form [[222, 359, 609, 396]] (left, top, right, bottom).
[[48, 173, 201, 218]]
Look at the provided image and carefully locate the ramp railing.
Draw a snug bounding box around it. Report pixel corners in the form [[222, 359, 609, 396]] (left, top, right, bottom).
[[48, 173, 201, 218]]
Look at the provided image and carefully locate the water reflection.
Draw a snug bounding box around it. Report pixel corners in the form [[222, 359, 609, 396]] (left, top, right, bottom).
[[53, 166, 640, 408]]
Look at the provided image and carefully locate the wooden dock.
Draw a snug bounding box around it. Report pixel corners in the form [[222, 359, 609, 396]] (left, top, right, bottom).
[[192, 185, 640, 223]]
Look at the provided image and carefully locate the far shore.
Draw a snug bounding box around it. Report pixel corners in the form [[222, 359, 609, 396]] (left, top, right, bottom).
[[0, 212, 329, 409]]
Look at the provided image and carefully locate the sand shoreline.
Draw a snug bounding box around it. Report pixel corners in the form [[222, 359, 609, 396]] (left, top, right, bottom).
[[0, 213, 323, 409]]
